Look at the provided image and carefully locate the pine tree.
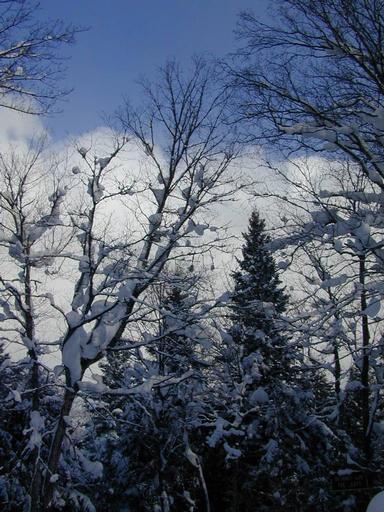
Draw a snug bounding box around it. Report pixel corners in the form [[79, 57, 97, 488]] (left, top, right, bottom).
[[0, 344, 31, 510], [230, 209, 290, 382], [156, 284, 197, 375], [86, 275, 210, 511], [232, 209, 288, 324], [206, 210, 340, 512]]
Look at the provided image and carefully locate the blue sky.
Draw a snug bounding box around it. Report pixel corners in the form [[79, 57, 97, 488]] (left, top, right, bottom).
[[39, 0, 269, 139]]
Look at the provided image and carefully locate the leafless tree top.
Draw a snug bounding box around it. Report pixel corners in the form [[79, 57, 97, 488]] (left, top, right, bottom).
[[0, 0, 80, 114]]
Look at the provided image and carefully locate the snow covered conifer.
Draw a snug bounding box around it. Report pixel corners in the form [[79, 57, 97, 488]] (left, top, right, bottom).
[[233, 209, 288, 320], [0, 344, 29, 510], [206, 210, 338, 511], [230, 209, 289, 378], [88, 273, 211, 511]]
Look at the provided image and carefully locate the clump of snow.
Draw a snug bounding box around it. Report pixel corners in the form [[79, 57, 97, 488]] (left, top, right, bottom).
[[368, 168, 383, 184], [310, 209, 333, 226], [66, 310, 82, 327], [78, 147, 88, 157], [78, 452, 103, 479], [362, 298, 381, 318], [7, 389, 21, 402], [53, 365, 65, 379], [367, 491, 384, 512], [150, 187, 164, 205], [353, 222, 371, 247], [224, 442, 241, 459], [88, 178, 105, 202], [118, 280, 136, 301], [217, 291, 231, 303], [148, 213, 162, 228], [263, 439, 279, 463], [194, 164, 205, 187], [334, 239, 343, 252], [98, 156, 111, 170], [186, 219, 209, 236], [26, 187, 67, 244], [337, 469, 354, 476], [78, 381, 107, 393], [185, 446, 200, 467], [250, 387, 269, 405], [207, 417, 227, 447], [194, 223, 209, 236], [27, 411, 45, 449], [181, 186, 191, 200], [320, 274, 348, 289], [62, 326, 89, 384]]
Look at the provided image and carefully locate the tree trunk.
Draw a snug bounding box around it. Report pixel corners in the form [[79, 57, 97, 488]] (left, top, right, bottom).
[[359, 255, 371, 460], [197, 457, 211, 512], [25, 255, 43, 512], [333, 343, 343, 426], [42, 387, 77, 510]]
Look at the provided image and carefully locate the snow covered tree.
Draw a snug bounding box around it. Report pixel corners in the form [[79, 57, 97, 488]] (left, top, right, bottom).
[[231, 209, 289, 371], [0, 58, 242, 510], [205, 210, 341, 512], [86, 272, 213, 511], [260, 161, 384, 459], [250, 158, 384, 509], [0, 139, 71, 509], [42, 58, 239, 509], [0, 342, 30, 510], [0, 339, 67, 511], [0, 0, 79, 114], [233, 0, 384, 186], [230, 5, 384, 504]]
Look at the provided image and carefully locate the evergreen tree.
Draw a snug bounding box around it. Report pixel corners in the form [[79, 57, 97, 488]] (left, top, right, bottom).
[[230, 209, 290, 382], [232, 210, 288, 325], [206, 210, 340, 512], [86, 274, 210, 511], [0, 344, 29, 510]]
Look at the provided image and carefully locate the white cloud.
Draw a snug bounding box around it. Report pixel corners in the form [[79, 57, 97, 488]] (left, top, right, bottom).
[[0, 113, 265, 281], [0, 108, 47, 153], [0, 114, 269, 367]]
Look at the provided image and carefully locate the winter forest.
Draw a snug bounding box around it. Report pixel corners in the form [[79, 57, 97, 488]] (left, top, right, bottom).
[[2, 0, 384, 511]]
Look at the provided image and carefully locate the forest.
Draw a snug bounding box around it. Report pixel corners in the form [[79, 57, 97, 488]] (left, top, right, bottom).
[[0, 0, 384, 511]]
